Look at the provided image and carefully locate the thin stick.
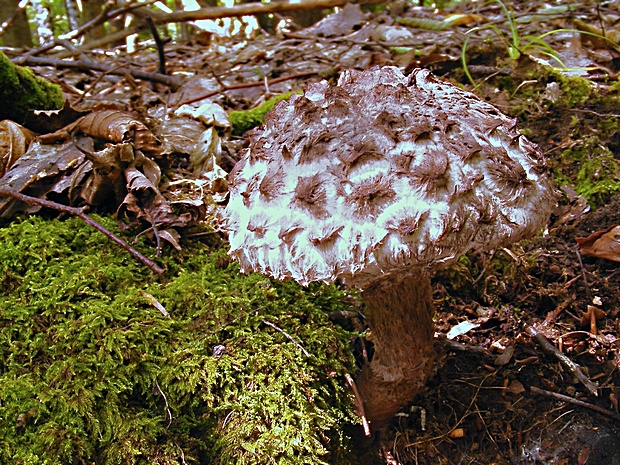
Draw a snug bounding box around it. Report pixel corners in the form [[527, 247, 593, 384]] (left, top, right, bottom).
[[526, 326, 598, 396], [530, 386, 620, 421], [43, 0, 358, 58], [153, 380, 173, 427], [174, 69, 323, 108], [262, 319, 310, 357], [0, 187, 165, 275], [144, 14, 166, 76], [17, 55, 182, 89], [0, 1, 28, 38], [345, 373, 372, 437], [575, 247, 592, 301]]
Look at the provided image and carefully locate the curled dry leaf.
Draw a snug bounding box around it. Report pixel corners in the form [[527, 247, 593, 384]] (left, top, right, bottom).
[[0, 121, 37, 177], [576, 225, 620, 263], [494, 344, 515, 366], [0, 141, 86, 218], [80, 143, 161, 208], [40, 110, 162, 157], [80, 142, 132, 206], [157, 229, 182, 251], [118, 164, 179, 234], [175, 102, 231, 131], [190, 127, 220, 175]]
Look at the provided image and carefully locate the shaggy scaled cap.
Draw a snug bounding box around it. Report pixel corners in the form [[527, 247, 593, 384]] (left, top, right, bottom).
[[224, 67, 557, 289]]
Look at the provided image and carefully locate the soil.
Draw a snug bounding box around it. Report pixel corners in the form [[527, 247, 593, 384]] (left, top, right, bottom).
[[388, 192, 620, 465], [3, 0, 620, 463]]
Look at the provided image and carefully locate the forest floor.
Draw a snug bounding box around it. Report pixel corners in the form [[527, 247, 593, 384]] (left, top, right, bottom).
[[3, 0, 620, 464]]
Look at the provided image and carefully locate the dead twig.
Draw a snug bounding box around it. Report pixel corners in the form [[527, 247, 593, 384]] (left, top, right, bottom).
[[63, 0, 161, 42], [174, 69, 327, 108], [530, 386, 620, 421], [54, 0, 361, 56], [153, 380, 173, 427], [144, 14, 167, 76], [0, 187, 165, 275], [381, 445, 401, 465], [0, 1, 28, 39], [261, 319, 310, 357], [14, 55, 181, 89], [575, 246, 593, 301], [345, 373, 372, 437], [525, 326, 599, 396]]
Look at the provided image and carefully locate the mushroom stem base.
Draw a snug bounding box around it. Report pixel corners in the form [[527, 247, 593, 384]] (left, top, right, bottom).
[[356, 274, 436, 428]]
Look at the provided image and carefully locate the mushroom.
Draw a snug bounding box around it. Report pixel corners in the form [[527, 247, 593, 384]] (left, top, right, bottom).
[[223, 67, 558, 428]]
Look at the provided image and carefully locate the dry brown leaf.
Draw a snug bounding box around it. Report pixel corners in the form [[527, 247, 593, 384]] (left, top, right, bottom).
[[494, 344, 515, 366], [443, 13, 484, 27], [118, 165, 176, 230], [23, 105, 88, 135], [140, 291, 169, 317], [80, 143, 132, 206], [579, 305, 606, 335], [506, 380, 525, 395], [40, 110, 162, 157], [0, 140, 86, 218], [0, 120, 37, 177], [576, 225, 620, 263], [157, 229, 182, 251]]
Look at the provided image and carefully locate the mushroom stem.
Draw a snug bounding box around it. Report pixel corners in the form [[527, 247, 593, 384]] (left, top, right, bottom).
[[356, 274, 436, 428]]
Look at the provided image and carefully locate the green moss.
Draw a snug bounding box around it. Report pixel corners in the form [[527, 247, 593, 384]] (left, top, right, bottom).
[[573, 149, 620, 204], [554, 137, 620, 207], [0, 215, 356, 464], [0, 51, 64, 122], [551, 71, 592, 107], [229, 92, 297, 136]]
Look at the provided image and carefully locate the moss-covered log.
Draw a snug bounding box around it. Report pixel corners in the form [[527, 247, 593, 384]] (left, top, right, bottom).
[[0, 51, 64, 123], [229, 92, 296, 136]]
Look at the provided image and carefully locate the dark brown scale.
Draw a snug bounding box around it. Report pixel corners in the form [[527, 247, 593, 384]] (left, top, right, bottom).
[[450, 173, 484, 199], [339, 138, 383, 168], [393, 152, 414, 174], [391, 212, 429, 236], [298, 132, 334, 164], [248, 137, 270, 162], [295, 173, 328, 216], [281, 144, 292, 159], [409, 151, 449, 193], [483, 146, 532, 197], [489, 158, 531, 198], [398, 116, 435, 142], [474, 196, 496, 224], [446, 131, 483, 161], [374, 110, 406, 139], [347, 175, 395, 216], [278, 225, 303, 244], [242, 173, 261, 206], [310, 225, 344, 246], [259, 162, 284, 199], [247, 222, 266, 237], [293, 96, 320, 118]]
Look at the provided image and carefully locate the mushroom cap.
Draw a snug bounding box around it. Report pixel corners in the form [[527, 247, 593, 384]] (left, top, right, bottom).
[[224, 67, 558, 289]]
